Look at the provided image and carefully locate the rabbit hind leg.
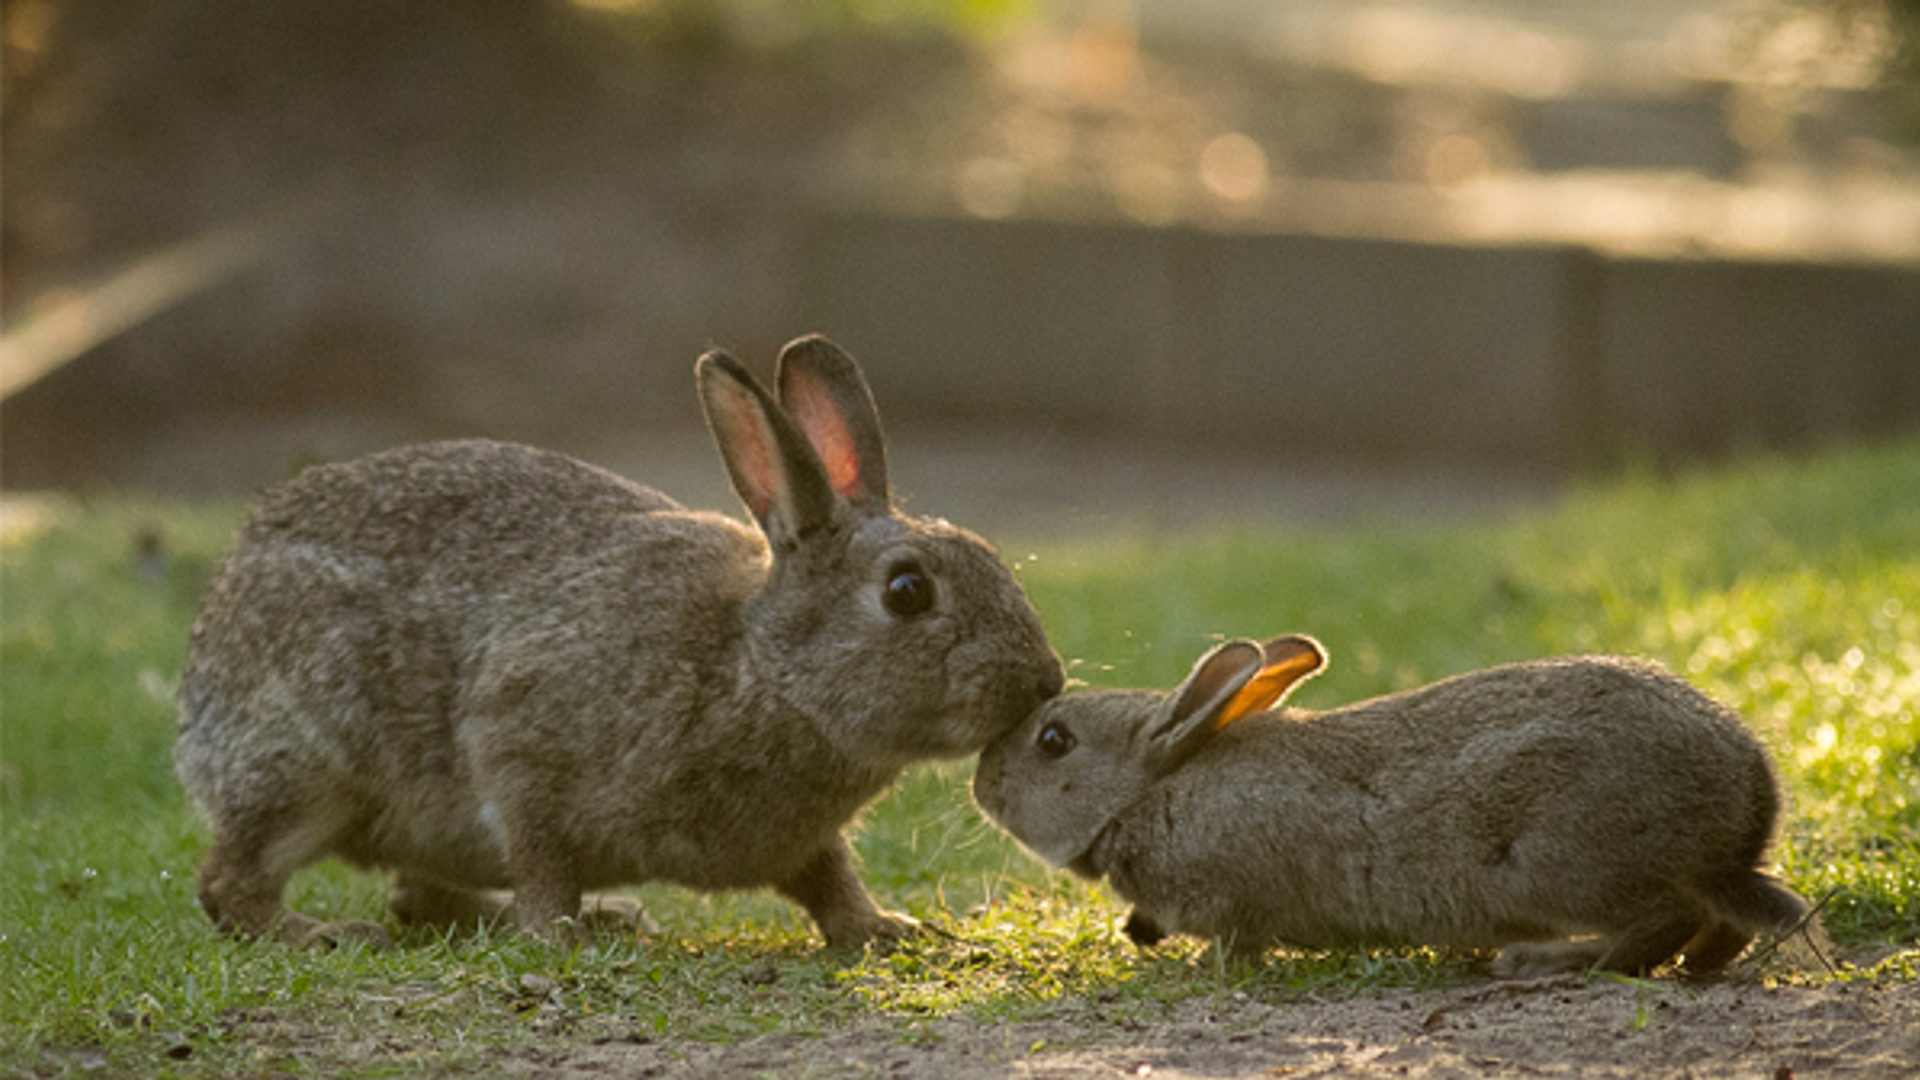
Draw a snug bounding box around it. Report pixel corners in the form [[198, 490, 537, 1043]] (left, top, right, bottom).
[[1492, 921, 1697, 980], [1686, 870, 1820, 973], [197, 821, 392, 949], [1676, 919, 1755, 973], [391, 879, 646, 941], [1491, 898, 1704, 979], [1719, 869, 1812, 937], [1592, 906, 1707, 976], [389, 875, 510, 933], [196, 833, 295, 937], [565, 892, 661, 939]]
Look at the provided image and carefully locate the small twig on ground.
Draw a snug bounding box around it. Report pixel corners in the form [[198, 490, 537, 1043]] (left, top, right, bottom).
[[1745, 888, 1840, 976]]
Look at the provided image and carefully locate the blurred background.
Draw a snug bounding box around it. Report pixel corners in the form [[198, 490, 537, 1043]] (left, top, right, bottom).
[[4, 0, 1918, 533]]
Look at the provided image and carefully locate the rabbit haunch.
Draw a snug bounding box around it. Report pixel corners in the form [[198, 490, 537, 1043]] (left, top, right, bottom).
[[974, 636, 1809, 977], [175, 335, 1064, 949]]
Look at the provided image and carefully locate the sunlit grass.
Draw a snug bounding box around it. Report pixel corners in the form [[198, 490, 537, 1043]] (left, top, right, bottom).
[[3, 441, 1917, 1073]]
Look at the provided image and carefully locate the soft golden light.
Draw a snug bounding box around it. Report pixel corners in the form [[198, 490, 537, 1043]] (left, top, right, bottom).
[[1425, 135, 1490, 188], [1199, 133, 1269, 206], [956, 158, 1025, 219]]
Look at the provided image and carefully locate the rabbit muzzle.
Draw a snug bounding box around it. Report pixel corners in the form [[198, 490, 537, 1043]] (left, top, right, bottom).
[[971, 744, 1007, 815], [939, 643, 1065, 753], [972, 746, 1115, 879], [916, 683, 1058, 762]]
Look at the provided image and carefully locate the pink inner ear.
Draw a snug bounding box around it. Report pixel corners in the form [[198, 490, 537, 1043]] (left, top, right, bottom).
[[788, 379, 864, 499], [813, 425, 862, 499], [715, 392, 783, 520], [736, 428, 781, 520]]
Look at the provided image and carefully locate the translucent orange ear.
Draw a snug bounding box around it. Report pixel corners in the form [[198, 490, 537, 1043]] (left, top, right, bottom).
[[1217, 635, 1326, 727], [776, 335, 891, 514]]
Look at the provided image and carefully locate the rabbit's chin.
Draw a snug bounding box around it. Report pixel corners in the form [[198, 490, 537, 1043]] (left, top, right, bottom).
[[1058, 815, 1122, 879]]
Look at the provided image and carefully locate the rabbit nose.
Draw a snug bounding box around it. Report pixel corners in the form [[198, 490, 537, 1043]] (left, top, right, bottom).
[[1036, 662, 1065, 701]]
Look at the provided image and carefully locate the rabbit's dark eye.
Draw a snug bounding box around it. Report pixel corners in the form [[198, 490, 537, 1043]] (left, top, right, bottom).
[[883, 563, 936, 618], [1036, 721, 1076, 759]]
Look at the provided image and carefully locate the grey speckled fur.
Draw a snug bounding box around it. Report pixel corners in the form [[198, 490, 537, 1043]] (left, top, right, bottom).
[[974, 636, 1809, 978], [176, 335, 1063, 948]]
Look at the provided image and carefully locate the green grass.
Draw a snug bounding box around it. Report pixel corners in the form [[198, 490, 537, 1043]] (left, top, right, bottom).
[[4, 442, 1918, 1074]]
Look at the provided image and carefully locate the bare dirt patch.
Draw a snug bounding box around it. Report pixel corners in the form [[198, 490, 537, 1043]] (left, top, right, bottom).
[[194, 969, 1920, 1079]]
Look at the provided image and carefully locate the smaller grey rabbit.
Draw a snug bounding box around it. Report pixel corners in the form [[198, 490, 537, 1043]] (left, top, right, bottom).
[[176, 335, 1064, 949], [973, 636, 1810, 977]]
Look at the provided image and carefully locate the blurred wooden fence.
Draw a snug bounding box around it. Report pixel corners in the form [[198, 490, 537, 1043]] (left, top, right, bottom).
[[4, 208, 1917, 490], [794, 215, 1920, 469]]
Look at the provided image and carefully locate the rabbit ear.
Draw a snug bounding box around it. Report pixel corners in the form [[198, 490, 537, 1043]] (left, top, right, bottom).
[[1218, 635, 1326, 724], [698, 349, 840, 547], [1143, 639, 1266, 776], [1144, 636, 1326, 776], [775, 335, 891, 514]]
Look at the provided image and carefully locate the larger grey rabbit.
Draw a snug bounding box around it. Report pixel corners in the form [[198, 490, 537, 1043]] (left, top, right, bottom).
[[974, 635, 1809, 978], [176, 335, 1064, 949]]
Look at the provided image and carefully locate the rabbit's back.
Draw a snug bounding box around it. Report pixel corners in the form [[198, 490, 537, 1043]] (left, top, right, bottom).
[[235, 439, 681, 567], [1334, 657, 1777, 885]]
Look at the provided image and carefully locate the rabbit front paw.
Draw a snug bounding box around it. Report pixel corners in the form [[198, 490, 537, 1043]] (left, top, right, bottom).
[[777, 838, 920, 951], [821, 909, 922, 952]]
